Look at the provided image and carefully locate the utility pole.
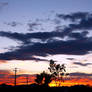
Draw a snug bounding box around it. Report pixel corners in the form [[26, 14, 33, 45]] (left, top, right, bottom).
[[13, 68, 18, 86]]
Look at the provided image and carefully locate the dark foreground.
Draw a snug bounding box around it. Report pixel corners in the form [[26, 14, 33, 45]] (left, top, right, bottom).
[[0, 84, 92, 92]]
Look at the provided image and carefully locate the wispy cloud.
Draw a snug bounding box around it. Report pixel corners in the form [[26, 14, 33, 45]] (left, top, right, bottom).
[[0, 2, 8, 10], [73, 62, 92, 66], [70, 72, 92, 77], [4, 21, 22, 27]]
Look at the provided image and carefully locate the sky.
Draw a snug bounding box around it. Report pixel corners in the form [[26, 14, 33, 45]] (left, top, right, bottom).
[[0, 0, 92, 86]]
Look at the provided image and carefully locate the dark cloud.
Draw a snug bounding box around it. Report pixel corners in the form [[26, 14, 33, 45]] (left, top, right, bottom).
[[58, 19, 92, 38], [0, 31, 28, 44], [66, 58, 75, 60], [4, 21, 22, 27], [0, 30, 89, 44], [0, 39, 92, 60], [70, 72, 92, 77], [0, 12, 92, 60], [73, 62, 92, 66], [0, 31, 64, 44], [0, 31, 36, 44], [0, 49, 48, 60], [68, 31, 88, 40], [56, 12, 90, 22], [8, 74, 35, 79], [27, 22, 41, 31], [56, 12, 92, 38], [69, 17, 92, 30]]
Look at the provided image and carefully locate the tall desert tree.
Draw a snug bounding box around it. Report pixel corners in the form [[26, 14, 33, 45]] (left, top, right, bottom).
[[48, 59, 69, 86]]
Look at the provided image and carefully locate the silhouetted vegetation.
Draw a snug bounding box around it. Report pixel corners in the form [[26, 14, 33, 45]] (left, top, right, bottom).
[[35, 59, 69, 87], [0, 84, 92, 92], [35, 71, 52, 86], [48, 59, 69, 86]]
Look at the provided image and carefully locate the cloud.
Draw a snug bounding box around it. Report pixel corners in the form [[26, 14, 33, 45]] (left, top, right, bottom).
[[68, 31, 88, 40], [0, 60, 7, 63], [0, 31, 30, 44], [4, 21, 22, 27], [0, 12, 92, 60], [0, 39, 92, 60], [56, 12, 90, 22], [8, 74, 35, 79], [0, 2, 8, 9], [0, 12, 92, 41], [0, 70, 11, 78], [56, 12, 92, 38], [0, 31, 65, 44], [27, 22, 41, 31], [66, 58, 75, 60], [70, 72, 92, 77], [69, 17, 92, 30], [73, 62, 92, 66], [0, 49, 48, 60]]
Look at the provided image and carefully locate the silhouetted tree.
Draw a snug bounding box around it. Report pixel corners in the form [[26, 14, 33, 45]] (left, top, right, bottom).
[[43, 72, 52, 86], [35, 73, 43, 85], [48, 59, 69, 86], [35, 71, 52, 86]]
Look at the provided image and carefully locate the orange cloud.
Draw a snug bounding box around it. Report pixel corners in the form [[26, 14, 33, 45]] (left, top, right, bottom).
[[0, 60, 7, 63]]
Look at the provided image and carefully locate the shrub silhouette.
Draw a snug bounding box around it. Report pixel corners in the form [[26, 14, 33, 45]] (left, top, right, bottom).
[[35, 71, 52, 86], [35, 73, 43, 85]]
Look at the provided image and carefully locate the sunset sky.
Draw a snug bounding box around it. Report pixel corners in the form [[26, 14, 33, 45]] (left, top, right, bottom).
[[0, 0, 92, 86]]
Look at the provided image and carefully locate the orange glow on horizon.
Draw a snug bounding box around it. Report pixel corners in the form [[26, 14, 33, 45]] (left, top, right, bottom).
[[0, 72, 92, 87], [49, 78, 92, 87], [0, 74, 35, 86], [0, 76, 92, 87]]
